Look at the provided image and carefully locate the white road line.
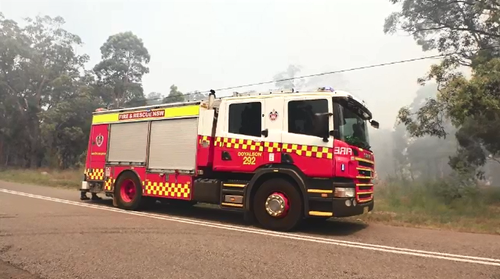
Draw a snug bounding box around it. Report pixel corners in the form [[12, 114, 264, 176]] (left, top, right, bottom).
[[1, 188, 500, 267]]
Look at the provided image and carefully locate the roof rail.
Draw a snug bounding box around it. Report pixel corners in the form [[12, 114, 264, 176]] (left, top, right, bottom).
[[231, 89, 296, 97]]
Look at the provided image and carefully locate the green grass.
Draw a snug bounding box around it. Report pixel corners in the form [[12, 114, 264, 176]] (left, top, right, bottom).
[[0, 168, 82, 189], [357, 180, 500, 235], [1, 168, 499, 234]]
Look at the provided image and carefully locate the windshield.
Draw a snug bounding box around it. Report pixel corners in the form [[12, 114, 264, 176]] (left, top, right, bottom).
[[333, 98, 371, 150]]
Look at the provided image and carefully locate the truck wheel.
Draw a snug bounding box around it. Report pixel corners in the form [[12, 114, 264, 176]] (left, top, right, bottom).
[[252, 178, 303, 231], [114, 172, 143, 210]]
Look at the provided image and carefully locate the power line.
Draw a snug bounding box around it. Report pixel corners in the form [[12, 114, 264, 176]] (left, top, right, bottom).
[[154, 53, 444, 103], [208, 53, 445, 93], [154, 46, 498, 103]]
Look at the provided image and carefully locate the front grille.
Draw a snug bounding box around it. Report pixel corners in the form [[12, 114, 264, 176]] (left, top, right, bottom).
[[355, 161, 374, 203], [358, 160, 373, 168], [358, 185, 372, 192], [358, 169, 372, 177], [358, 193, 372, 200]]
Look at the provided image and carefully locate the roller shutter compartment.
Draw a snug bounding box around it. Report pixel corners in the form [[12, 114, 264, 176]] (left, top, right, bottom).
[[148, 118, 198, 171], [107, 122, 149, 163]]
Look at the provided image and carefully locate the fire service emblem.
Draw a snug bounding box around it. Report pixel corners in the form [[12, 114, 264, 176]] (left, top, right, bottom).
[[269, 110, 278, 121], [95, 134, 104, 147]]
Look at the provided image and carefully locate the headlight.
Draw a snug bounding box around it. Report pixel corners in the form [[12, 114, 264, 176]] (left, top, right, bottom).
[[334, 187, 355, 198]]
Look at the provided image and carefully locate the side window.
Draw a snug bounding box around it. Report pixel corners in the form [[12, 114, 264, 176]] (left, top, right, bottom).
[[228, 102, 262, 137], [288, 99, 328, 137]]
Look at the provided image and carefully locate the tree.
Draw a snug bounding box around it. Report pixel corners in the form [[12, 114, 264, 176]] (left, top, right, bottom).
[[0, 13, 89, 168], [188, 90, 208, 102], [163, 84, 185, 103], [146, 92, 163, 105], [385, 0, 500, 174], [93, 31, 150, 108], [384, 0, 500, 67], [41, 78, 101, 168]]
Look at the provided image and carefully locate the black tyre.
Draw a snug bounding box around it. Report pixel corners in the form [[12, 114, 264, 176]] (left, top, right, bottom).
[[114, 171, 143, 210], [252, 178, 303, 231]]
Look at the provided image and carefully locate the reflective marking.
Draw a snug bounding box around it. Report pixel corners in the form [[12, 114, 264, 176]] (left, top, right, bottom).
[[309, 211, 333, 217], [223, 183, 246, 188], [221, 202, 243, 208], [307, 189, 333, 194]]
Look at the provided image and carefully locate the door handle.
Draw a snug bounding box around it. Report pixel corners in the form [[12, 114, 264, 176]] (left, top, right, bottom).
[[261, 129, 268, 137]]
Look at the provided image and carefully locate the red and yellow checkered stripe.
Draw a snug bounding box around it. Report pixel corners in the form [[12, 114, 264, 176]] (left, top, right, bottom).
[[214, 136, 333, 159], [263, 142, 281, 152], [215, 137, 264, 152], [104, 177, 115, 191], [85, 168, 104, 181], [198, 135, 211, 146], [142, 180, 191, 198], [282, 144, 333, 159]]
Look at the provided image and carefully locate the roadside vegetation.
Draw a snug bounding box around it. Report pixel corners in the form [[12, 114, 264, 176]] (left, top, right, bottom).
[[361, 179, 500, 235]]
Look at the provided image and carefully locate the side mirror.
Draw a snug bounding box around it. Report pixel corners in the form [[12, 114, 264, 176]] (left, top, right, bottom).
[[313, 112, 333, 142], [370, 120, 380, 129], [329, 129, 340, 138]]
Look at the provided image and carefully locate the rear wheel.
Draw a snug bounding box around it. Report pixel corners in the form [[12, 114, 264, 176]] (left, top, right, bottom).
[[253, 178, 303, 231], [114, 172, 143, 210]]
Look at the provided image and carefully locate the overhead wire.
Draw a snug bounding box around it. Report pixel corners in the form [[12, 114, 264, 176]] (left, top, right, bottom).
[[145, 46, 498, 103]]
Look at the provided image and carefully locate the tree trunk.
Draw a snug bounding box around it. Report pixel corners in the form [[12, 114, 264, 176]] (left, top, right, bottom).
[[29, 117, 41, 169]]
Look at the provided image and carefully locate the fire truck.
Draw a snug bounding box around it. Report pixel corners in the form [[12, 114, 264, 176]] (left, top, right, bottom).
[[81, 87, 378, 231]]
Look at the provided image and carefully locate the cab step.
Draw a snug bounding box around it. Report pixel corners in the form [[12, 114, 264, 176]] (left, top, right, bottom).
[[220, 180, 248, 210]]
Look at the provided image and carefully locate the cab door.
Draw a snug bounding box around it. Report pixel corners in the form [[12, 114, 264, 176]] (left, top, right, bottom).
[[281, 96, 334, 178], [212, 99, 265, 173], [260, 97, 284, 164]]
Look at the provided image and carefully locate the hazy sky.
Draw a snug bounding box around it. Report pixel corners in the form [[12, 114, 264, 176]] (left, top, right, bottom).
[[0, 0, 443, 129]]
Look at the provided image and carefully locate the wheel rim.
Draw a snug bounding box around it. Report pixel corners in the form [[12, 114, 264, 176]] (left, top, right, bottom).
[[120, 179, 136, 203], [265, 192, 289, 218]]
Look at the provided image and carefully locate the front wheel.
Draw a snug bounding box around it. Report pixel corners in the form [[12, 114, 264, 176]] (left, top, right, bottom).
[[252, 178, 303, 231], [114, 172, 143, 210]]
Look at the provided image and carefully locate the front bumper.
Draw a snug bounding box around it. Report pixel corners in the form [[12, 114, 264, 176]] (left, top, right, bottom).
[[307, 197, 374, 218]]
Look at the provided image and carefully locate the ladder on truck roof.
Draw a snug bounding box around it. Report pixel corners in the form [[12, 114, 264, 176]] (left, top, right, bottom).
[[225, 86, 344, 99], [229, 89, 296, 97]]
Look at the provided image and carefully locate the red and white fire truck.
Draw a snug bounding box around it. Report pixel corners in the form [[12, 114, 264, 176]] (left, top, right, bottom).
[[81, 87, 378, 231]]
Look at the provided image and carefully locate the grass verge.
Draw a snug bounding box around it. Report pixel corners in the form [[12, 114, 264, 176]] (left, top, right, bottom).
[[356, 180, 500, 235], [0, 168, 499, 235], [0, 168, 82, 189]]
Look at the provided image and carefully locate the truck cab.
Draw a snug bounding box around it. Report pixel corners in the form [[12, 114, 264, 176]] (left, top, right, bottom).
[[205, 87, 378, 229]]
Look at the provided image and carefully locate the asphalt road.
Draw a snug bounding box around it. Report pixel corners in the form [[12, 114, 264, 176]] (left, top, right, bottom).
[[0, 181, 499, 279]]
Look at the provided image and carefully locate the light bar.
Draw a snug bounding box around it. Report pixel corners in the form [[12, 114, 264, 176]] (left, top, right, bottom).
[[317, 86, 334, 92]]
